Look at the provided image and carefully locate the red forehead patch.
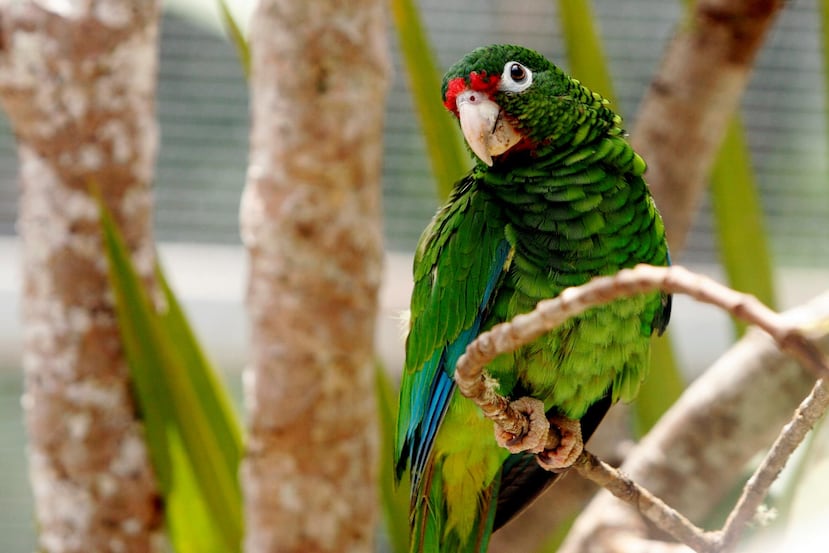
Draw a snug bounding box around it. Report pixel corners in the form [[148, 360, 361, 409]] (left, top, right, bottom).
[[443, 71, 501, 114]]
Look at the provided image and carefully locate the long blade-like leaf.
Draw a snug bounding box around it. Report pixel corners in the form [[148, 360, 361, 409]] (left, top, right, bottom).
[[634, 335, 686, 436], [822, 0, 829, 148], [216, 0, 250, 79], [165, 429, 225, 553], [681, 0, 776, 334], [709, 115, 777, 335], [390, 0, 469, 200], [556, 0, 616, 105], [376, 362, 409, 553], [156, 267, 244, 472], [98, 198, 242, 552], [102, 218, 174, 495]]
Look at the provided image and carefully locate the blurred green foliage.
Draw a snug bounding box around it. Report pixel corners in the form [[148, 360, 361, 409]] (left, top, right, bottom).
[[99, 197, 243, 553], [376, 362, 410, 553], [217, 0, 250, 78], [390, 0, 471, 200], [710, 116, 777, 336]]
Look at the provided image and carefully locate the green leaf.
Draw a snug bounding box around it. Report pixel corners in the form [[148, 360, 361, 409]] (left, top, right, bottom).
[[375, 362, 410, 553], [390, 0, 470, 200], [556, 0, 616, 106], [165, 429, 225, 553], [534, 510, 578, 553], [710, 115, 777, 335], [97, 197, 243, 552], [822, 0, 829, 146], [156, 267, 244, 472], [217, 0, 250, 80], [634, 333, 685, 436]]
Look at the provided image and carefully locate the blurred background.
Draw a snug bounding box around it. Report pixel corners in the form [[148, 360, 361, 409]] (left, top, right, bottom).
[[0, 1, 827, 551]]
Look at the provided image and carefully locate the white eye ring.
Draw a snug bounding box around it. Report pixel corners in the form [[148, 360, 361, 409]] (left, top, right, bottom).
[[500, 61, 533, 93]]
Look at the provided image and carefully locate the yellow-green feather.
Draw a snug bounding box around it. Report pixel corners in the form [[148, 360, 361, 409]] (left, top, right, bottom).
[[396, 44, 670, 552]]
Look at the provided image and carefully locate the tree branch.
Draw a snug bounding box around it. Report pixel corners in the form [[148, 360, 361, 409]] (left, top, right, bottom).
[[716, 377, 829, 551], [630, 0, 785, 253], [453, 265, 829, 552], [0, 3, 165, 551], [561, 294, 829, 553], [455, 265, 826, 389], [240, 1, 389, 552], [572, 451, 716, 553]]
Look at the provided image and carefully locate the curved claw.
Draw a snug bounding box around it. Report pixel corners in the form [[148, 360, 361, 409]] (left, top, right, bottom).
[[536, 415, 583, 471], [494, 396, 548, 454]]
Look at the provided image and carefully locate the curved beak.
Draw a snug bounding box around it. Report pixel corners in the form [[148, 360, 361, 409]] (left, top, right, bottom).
[[456, 89, 521, 166]]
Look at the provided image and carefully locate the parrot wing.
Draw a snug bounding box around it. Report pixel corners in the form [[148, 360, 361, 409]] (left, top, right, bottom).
[[394, 177, 511, 499]]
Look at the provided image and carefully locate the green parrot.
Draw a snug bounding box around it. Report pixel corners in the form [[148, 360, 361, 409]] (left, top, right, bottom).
[[393, 44, 671, 553]]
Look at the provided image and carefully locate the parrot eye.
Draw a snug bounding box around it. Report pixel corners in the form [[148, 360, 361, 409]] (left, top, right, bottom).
[[500, 61, 533, 93], [510, 63, 526, 82]]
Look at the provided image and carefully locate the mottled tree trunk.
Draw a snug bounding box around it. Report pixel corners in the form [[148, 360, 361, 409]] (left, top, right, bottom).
[[240, 1, 388, 552], [631, 0, 784, 254], [0, 2, 163, 552]]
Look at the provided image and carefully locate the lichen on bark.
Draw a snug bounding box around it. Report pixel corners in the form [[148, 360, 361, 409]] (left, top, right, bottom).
[[0, 2, 164, 552], [240, 1, 389, 552]]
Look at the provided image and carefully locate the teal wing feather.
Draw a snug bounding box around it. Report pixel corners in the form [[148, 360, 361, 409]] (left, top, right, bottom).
[[394, 178, 510, 499]]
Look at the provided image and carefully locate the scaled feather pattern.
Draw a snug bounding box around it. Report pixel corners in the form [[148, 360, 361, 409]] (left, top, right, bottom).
[[394, 44, 671, 553]]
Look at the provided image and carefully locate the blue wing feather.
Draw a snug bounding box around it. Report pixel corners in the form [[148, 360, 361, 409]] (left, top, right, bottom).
[[396, 238, 511, 496]]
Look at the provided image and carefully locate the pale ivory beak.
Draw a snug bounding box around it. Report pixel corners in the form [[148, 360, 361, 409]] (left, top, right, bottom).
[[456, 89, 521, 166]]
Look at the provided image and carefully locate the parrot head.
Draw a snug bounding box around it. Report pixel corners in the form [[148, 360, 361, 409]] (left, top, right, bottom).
[[442, 44, 614, 166]]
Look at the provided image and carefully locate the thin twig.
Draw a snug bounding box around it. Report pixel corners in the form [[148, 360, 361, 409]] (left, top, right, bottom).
[[714, 377, 829, 552], [452, 265, 829, 552], [573, 451, 718, 553]]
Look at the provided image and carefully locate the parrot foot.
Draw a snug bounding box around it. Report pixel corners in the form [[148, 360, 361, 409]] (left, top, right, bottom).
[[494, 396, 548, 454], [536, 415, 583, 471]]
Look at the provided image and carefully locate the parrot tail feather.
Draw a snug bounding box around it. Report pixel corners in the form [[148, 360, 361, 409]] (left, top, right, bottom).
[[409, 459, 500, 553], [470, 473, 499, 553]]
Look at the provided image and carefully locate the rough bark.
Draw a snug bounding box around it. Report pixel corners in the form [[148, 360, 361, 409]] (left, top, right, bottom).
[[240, 1, 389, 552], [0, 2, 164, 552], [558, 293, 829, 553], [631, 0, 785, 254]]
